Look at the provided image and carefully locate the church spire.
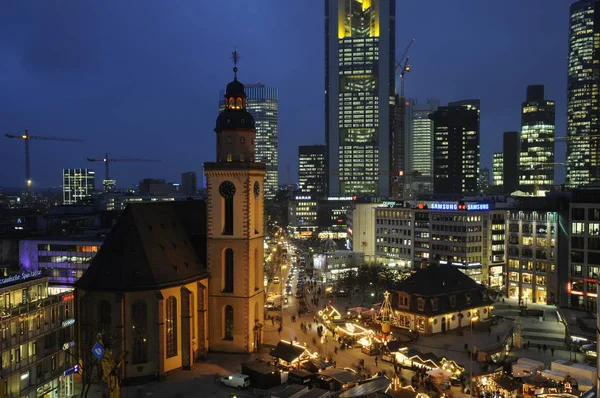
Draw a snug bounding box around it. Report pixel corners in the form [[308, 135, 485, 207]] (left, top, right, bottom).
[[231, 48, 240, 80]]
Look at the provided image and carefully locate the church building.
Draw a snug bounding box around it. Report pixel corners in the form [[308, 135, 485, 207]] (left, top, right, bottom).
[[75, 59, 265, 382]]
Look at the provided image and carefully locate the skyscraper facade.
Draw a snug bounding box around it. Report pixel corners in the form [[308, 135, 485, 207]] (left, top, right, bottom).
[[519, 85, 555, 194], [404, 99, 440, 196], [325, 0, 396, 197], [220, 83, 278, 198], [503, 131, 520, 194], [62, 169, 95, 205], [567, 0, 600, 187], [492, 152, 503, 188], [181, 171, 197, 196], [298, 145, 326, 195], [431, 100, 480, 196]]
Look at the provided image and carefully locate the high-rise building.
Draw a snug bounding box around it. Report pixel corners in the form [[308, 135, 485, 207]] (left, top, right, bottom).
[[519, 85, 555, 194], [492, 152, 504, 188], [181, 171, 197, 196], [62, 168, 95, 205], [503, 131, 520, 194], [404, 99, 440, 196], [325, 0, 396, 197], [219, 83, 278, 198], [431, 100, 480, 196], [391, 93, 406, 199], [298, 145, 326, 195], [479, 167, 490, 194], [567, 0, 600, 187]]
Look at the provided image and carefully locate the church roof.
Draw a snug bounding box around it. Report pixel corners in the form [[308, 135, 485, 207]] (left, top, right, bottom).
[[76, 200, 208, 292]]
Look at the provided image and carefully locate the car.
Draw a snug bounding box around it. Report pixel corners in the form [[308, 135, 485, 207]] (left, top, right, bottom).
[[220, 373, 251, 389], [273, 276, 280, 284]]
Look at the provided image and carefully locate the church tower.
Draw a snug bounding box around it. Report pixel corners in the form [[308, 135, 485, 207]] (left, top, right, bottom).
[[205, 52, 265, 353]]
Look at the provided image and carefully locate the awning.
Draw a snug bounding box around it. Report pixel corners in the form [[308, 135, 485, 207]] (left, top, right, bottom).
[[270, 342, 306, 362]]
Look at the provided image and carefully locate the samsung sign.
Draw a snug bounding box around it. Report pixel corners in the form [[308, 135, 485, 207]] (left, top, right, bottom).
[[430, 202, 490, 211]]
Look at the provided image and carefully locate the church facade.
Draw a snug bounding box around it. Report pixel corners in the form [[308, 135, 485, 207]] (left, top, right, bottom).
[[75, 63, 265, 382]]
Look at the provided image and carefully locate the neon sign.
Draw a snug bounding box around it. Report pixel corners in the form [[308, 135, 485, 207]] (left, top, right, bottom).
[[62, 319, 75, 328], [62, 294, 74, 302], [430, 203, 490, 211], [0, 270, 42, 286]]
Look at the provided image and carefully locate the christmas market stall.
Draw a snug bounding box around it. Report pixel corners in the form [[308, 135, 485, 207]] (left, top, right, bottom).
[[270, 340, 318, 369], [319, 304, 343, 329], [394, 348, 443, 371], [336, 322, 371, 348], [357, 330, 385, 355], [471, 369, 521, 398]]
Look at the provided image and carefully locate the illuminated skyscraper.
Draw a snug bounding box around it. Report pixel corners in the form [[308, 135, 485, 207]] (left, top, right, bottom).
[[519, 85, 555, 194], [325, 0, 396, 197], [220, 83, 278, 198], [298, 145, 326, 195], [492, 153, 503, 188], [567, 0, 600, 187], [431, 100, 480, 196], [62, 169, 95, 205], [404, 99, 439, 196]]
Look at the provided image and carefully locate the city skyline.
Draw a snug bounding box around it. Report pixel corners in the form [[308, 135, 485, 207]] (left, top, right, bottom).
[[0, 1, 569, 189]]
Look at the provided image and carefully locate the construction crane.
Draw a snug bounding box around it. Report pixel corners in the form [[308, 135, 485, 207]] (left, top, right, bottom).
[[394, 38, 415, 97], [87, 153, 160, 190], [5, 130, 83, 199]]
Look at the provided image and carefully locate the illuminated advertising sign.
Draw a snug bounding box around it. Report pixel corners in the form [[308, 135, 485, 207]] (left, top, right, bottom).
[[382, 201, 403, 208], [0, 270, 42, 287], [430, 202, 490, 211], [63, 364, 79, 376], [62, 319, 75, 328]]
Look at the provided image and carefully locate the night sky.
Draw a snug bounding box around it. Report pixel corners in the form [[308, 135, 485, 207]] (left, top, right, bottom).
[[0, 1, 569, 190]]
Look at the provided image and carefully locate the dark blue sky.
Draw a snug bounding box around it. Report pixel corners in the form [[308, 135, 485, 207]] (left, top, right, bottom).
[[0, 1, 569, 189]]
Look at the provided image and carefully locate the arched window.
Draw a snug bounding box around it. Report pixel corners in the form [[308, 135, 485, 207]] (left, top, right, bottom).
[[224, 305, 234, 340], [254, 248, 260, 291], [131, 300, 148, 364], [98, 300, 111, 332], [223, 249, 234, 293], [165, 296, 177, 358], [228, 98, 235, 108], [219, 181, 236, 235], [236, 98, 242, 108]]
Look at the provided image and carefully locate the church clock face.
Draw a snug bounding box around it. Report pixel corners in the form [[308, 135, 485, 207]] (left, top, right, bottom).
[[219, 181, 236, 198], [253, 181, 260, 198]]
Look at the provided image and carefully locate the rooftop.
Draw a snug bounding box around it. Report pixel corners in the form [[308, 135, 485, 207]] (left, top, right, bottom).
[[392, 265, 481, 296]]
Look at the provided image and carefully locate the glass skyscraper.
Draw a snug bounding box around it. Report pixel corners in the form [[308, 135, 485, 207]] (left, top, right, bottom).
[[405, 99, 439, 196], [219, 83, 278, 198], [567, 0, 600, 187], [62, 169, 95, 205], [298, 145, 326, 195], [492, 152, 503, 188], [519, 85, 555, 194], [325, 0, 395, 197]]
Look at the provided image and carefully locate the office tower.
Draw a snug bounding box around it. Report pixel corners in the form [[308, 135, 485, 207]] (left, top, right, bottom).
[[219, 83, 278, 199], [181, 171, 197, 196], [567, 0, 600, 187], [479, 167, 490, 194], [404, 99, 440, 196], [492, 153, 504, 188], [62, 169, 95, 205], [325, 0, 396, 197], [503, 131, 520, 194], [298, 145, 326, 195], [431, 100, 480, 196], [519, 85, 555, 194], [391, 93, 405, 199]]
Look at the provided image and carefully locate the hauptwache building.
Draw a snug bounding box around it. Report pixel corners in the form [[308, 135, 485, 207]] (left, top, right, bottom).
[[75, 64, 266, 382]]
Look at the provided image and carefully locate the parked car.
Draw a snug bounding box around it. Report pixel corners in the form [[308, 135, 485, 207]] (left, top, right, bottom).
[[220, 373, 251, 389]]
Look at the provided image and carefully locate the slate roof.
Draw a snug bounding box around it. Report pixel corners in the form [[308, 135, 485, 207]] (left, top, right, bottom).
[[391, 265, 493, 316], [76, 200, 208, 292]]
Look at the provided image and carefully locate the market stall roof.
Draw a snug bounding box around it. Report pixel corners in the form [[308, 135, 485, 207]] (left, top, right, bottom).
[[270, 341, 307, 362], [321, 368, 363, 385], [385, 340, 404, 352], [427, 368, 452, 378], [337, 322, 370, 336], [495, 375, 521, 392], [348, 306, 370, 313], [339, 377, 391, 397], [403, 350, 442, 369]]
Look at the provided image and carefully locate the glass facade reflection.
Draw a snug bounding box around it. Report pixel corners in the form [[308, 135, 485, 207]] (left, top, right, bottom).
[[326, 0, 395, 197], [567, 0, 600, 187]]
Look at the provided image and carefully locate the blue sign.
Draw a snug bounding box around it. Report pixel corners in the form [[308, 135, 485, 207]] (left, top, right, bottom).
[[91, 342, 105, 361], [64, 364, 79, 376]]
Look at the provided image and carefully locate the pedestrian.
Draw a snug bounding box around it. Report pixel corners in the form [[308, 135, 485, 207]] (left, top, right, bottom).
[[538, 344, 541, 353], [551, 347, 555, 356], [333, 360, 337, 368], [271, 317, 275, 326], [375, 356, 378, 367], [543, 344, 547, 353]]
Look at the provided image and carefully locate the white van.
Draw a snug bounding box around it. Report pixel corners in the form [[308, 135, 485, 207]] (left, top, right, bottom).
[[264, 295, 282, 309], [220, 373, 251, 389]]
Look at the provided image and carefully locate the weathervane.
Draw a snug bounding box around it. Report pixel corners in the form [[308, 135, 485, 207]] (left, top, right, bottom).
[[231, 48, 240, 79]]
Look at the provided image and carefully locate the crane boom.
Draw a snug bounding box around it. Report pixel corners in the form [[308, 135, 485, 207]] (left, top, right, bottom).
[[87, 153, 160, 182], [5, 130, 83, 200]]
